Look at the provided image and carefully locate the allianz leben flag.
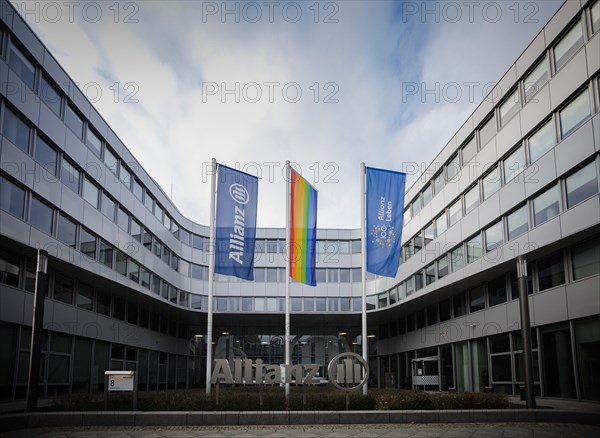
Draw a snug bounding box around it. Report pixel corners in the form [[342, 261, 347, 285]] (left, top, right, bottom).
[[366, 167, 406, 278], [215, 164, 258, 281]]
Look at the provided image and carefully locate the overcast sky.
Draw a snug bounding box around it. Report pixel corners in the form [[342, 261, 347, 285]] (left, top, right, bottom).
[[15, 0, 564, 229]]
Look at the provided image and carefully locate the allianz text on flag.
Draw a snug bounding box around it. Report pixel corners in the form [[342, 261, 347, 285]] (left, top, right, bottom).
[[366, 167, 406, 278], [215, 165, 258, 281]]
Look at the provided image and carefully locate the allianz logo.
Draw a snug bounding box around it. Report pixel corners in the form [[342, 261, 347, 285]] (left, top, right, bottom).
[[210, 353, 369, 391], [229, 183, 249, 204]]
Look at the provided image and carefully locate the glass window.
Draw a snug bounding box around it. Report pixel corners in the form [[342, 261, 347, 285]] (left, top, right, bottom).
[[453, 292, 467, 317], [30, 196, 53, 235], [412, 197, 421, 216], [191, 264, 206, 280], [572, 237, 600, 280], [34, 137, 58, 175], [116, 251, 127, 276], [0, 176, 26, 219], [464, 184, 479, 214], [538, 252, 565, 291], [132, 179, 143, 201], [434, 171, 445, 195], [448, 198, 462, 226], [435, 212, 447, 236], [8, 43, 35, 89], [510, 268, 533, 299], [39, 76, 62, 115], [528, 119, 556, 163], [403, 208, 411, 224], [479, 115, 496, 148], [592, 0, 600, 34], [131, 220, 142, 242], [2, 107, 30, 152], [99, 241, 113, 268], [439, 298, 452, 321], [507, 205, 528, 241], [112, 297, 125, 320], [451, 246, 464, 272], [437, 255, 448, 278], [117, 206, 129, 232], [554, 21, 583, 71], [128, 259, 140, 283], [82, 178, 99, 208], [144, 192, 154, 212], [560, 90, 591, 138], [80, 228, 96, 260], [482, 166, 501, 200], [524, 57, 548, 102], [423, 223, 434, 245], [60, 159, 80, 194], [413, 233, 423, 254], [485, 221, 504, 252], [533, 185, 559, 226], [414, 272, 423, 291], [446, 155, 460, 182], [86, 127, 102, 157], [461, 137, 476, 165], [565, 162, 598, 208], [470, 286, 485, 312], [503, 146, 526, 184], [103, 147, 118, 175], [425, 263, 436, 285], [154, 204, 163, 222], [65, 104, 83, 139], [467, 234, 483, 263], [499, 89, 519, 127], [327, 268, 339, 283], [77, 283, 94, 311], [101, 192, 115, 221], [340, 268, 350, 283], [120, 165, 132, 189], [488, 277, 507, 306], [57, 214, 77, 247], [351, 239, 361, 254], [96, 291, 111, 316], [53, 273, 73, 305], [351, 268, 361, 282], [422, 184, 433, 206], [0, 253, 20, 288], [180, 228, 190, 246]]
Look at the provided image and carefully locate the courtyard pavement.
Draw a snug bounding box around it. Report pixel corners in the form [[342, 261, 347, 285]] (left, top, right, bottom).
[[1, 423, 599, 438]]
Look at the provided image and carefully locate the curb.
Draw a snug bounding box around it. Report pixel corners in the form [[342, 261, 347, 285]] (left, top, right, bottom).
[[1, 410, 599, 431]]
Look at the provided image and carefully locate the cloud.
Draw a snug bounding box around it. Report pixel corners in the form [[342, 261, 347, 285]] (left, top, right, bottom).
[[19, 0, 563, 230]]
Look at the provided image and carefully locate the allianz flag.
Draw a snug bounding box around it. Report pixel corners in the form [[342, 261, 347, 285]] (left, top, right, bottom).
[[366, 167, 406, 278], [215, 165, 258, 281]]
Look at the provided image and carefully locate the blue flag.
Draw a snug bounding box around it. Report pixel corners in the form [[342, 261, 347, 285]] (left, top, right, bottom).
[[215, 165, 258, 281], [366, 167, 406, 277]]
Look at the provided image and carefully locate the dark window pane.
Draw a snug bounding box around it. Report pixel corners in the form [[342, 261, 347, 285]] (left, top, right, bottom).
[[2, 108, 30, 153], [117, 206, 129, 232], [572, 238, 600, 280], [82, 178, 99, 208], [470, 286, 485, 312], [77, 283, 94, 311], [54, 273, 73, 305], [439, 298, 452, 322], [97, 291, 111, 316], [0, 253, 20, 288], [80, 228, 97, 260], [39, 76, 62, 115], [8, 44, 35, 89], [65, 105, 83, 139], [533, 185, 559, 226], [34, 137, 58, 175], [131, 220, 142, 242], [99, 241, 113, 268], [488, 277, 507, 306], [60, 159, 80, 194], [57, 214, 77, 247], [566, 162, 598, 208], [507, 205, 528, 241], [86, 127, 102, 156], [538, 253, 565, 291], [101, 193, 115, 221], [453, 293, 467, 317], [112, 297, 125, 320], [30, 196, 53, 234], [116, 251, 127, 276]]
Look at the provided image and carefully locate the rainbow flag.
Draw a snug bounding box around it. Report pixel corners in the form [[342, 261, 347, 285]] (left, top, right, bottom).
[[289, 169, 318, 286]]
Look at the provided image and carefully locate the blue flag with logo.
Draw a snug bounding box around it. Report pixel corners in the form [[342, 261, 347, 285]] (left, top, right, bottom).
[[366, 167, 406, 278], [215, 165, 258, 281]]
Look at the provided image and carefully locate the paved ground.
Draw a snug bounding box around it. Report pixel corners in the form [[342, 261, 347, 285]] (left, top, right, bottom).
[[1, 423, 599, 437]]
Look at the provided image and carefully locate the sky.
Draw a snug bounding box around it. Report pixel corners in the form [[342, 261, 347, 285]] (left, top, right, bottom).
[[13, 0, 564, 229]]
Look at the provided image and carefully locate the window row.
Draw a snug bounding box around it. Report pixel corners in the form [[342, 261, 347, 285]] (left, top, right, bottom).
[[382, 160, 599, 309], [404, 1, 599, 225], [402, 86, 596, 260], [378, 239, 599, 327]]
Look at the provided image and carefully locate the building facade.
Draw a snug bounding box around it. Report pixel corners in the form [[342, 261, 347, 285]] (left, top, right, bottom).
[[0, 0, 599, 403]]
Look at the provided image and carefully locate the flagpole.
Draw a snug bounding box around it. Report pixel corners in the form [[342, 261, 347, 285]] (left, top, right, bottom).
[[284, 160, 291, 402], [360, 162, 368, 396], [205, 158, 217, 396]]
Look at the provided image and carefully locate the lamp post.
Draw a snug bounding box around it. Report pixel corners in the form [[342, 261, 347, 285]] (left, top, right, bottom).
[[26, 249, 48, 412], [517, 255, 536, 409]]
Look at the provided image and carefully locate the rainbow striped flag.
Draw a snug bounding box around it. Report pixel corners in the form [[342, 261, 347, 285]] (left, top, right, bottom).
[[289, 169, 318, 286]]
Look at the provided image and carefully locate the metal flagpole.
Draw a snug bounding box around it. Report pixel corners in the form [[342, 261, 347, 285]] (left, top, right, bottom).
[[360, 162, 368, 396], [285, 160, 291, 402], [205, 158, 217, 396]]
